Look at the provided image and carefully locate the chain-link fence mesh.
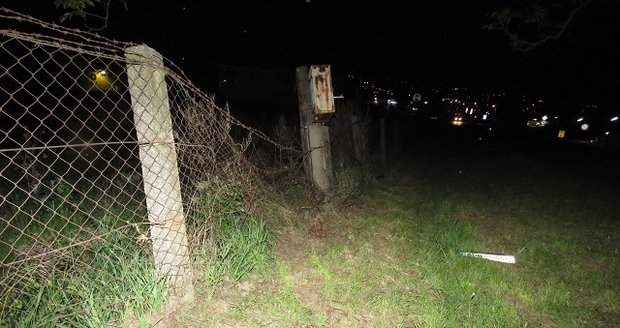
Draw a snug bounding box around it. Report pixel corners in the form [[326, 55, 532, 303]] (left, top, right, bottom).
[[0, 8, 300, 325]]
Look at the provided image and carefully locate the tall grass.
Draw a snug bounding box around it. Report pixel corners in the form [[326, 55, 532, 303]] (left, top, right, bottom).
[[194, 179, 272, 287], [1, 241, 167, 327], [201, 218, 271, 286], [1, 175, 274, 326], [0, 177, 167, 328]]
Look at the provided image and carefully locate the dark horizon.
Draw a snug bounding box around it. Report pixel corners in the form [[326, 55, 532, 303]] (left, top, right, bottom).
[[3, 1, 620, 104]]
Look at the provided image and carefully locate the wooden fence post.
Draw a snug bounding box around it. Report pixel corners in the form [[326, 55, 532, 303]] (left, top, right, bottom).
[[296, 66, 314, 184], [380, 116, 386, 168], [351, 115, 363, 162], [125, 45, 194, 302], [392, 117, 400, 157]]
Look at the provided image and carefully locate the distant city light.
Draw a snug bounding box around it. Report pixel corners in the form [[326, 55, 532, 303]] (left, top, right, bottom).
[[580, 123, 589, 131], [542, 115, 548, 121], [605, 131, 610, 136], [423, 101, 428, 105], [577, 117, 584, 122], [387, 99, 398, 106], [611, 116, 619, 122], [482, 114, 488, 120]]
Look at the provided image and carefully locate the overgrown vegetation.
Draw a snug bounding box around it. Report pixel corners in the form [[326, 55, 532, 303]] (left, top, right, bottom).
[[0, 175, 274, 327], [192, 179, 272, 287], [330, 165, 366, 206], [0, 174, 158, 327]]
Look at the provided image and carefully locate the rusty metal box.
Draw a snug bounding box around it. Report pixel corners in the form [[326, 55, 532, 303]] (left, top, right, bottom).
[[309, 65, 335, 123]]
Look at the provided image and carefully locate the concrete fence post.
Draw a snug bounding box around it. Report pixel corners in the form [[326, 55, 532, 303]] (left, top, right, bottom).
[[296, 66, 333, 192], [125, 44, 194, 302]]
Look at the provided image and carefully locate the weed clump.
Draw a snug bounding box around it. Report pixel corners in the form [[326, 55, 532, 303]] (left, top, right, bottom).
[[192, 179, 272, 288]]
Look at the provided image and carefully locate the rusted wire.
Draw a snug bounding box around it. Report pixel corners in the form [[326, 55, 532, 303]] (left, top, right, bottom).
[[0, 8, 301, 325]]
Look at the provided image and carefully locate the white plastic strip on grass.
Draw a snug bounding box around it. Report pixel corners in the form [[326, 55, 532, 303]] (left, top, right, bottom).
[[459, 251, 516, 264]]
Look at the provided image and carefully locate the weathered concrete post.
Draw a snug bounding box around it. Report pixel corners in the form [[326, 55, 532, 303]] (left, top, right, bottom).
[[296, 65, 334, 192], [307, 124, 332, 191], [125, 45, 194, 302]]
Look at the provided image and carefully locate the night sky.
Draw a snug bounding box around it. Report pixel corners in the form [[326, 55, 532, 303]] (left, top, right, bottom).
[[4, 0, 620, 104]]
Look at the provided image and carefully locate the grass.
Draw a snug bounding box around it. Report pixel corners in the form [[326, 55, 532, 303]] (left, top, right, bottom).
[[1, 173, 275, 327], [235, 259, 327, 327], [1, 242, 167, 328], [330, 165, 366, 205], [176, 146, 618, 327], [199, 217, 272, 287], [192, 178, 273, 288], [2, 141, 619, 327], [0, 173, 167, 327], [371, 150, 619, 327]]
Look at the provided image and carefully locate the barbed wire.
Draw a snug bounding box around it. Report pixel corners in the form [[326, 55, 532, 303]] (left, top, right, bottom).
[[0, 6, 301, 326]]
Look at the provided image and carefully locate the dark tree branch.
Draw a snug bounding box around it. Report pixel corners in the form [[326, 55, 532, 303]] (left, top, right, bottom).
[[83, 0, 111, 31], [485, 0, 595, 52], [55, 0, 128, 31]]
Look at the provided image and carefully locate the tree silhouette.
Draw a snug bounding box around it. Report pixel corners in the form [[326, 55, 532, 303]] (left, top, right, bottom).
[[484, 0, 595, 52], [54, 0, 128, 31]]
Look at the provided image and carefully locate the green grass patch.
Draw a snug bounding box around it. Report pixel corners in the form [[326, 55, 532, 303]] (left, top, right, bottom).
[[1, 242, 166, 327], [251, 261, 326, 326], [199, 217, 272, 287], [249, 152, 619, 327], [193, 179, 273, 289], [223, 259, 327, 327], [377, 153, 620, 327], [1, 175, 275, 327]]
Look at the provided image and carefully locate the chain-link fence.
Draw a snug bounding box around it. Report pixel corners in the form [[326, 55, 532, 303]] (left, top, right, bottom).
[[0, 8, 299, 326]]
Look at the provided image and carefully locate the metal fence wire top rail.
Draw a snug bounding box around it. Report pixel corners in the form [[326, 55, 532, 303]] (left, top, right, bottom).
[[0, 7, 300, 326]]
